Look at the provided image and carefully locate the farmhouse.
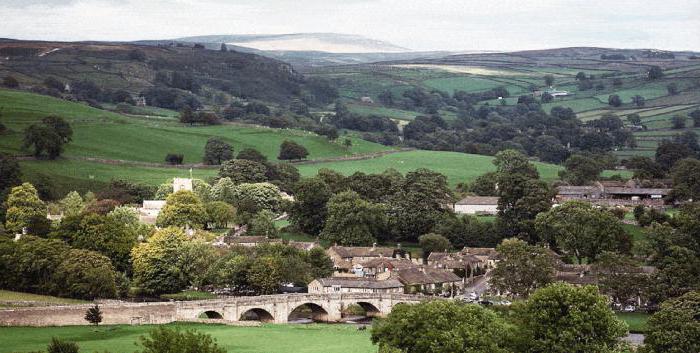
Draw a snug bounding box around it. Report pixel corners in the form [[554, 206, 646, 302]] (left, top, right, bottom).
[[453, 196, 499, 215], [308, 277, 403, 294], [555, 181, 671, 207], [326, 245, 411, 273], [391, 267, 463, 294]]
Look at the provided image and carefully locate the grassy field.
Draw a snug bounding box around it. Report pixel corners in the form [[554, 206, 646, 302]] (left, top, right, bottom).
[[616, 312, 650, 333], [0, 89, 392, 163], [297, 150, 563, 187], [0, 290, 90, 308], [0, 323, 377, 353]]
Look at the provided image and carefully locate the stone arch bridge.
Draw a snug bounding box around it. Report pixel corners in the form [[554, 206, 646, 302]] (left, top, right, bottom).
[[0, 293, 427, 326]]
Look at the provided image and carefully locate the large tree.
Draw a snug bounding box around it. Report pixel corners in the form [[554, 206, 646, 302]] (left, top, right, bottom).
[[156, 190, 208, 229], [320, 191, 387, 246], [535, 201, 630, 263], [670, 158, 700, 202], [559, 154, 603, 185], [131, 227, 189, 295], [22, 116, 72, 159], [278, 140, 309, 160], [490, 238, 556, 298], [289, 177, 332, 235], [387, 168, 453, 242], [642, 291, 700, 353], [593, 252, 650, 305], [218, 159, 268, 184], [54, 249, 117, 300], [515, 283, 628, 353], [68, 213, 140, 273], [496, 173, 553, 242], [4, 183, 46, 234], [202, 138, 233, 165], [371, 301, 514, 353], [418, 233, 452, 258]]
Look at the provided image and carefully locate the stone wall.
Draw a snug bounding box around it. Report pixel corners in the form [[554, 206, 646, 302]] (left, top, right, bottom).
[[0, 302, 176, 327]]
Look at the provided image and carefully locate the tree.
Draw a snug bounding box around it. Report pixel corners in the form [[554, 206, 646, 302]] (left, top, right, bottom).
[[496, 174, 553, 242], [205, 201, 235, 229], [671, 114, 687, 129], [559, 154, 603, 185], [278, 140, 309, 160], [46, 338, 79, 353], [203, 138, 233, 165], [179, 105, 196, 125], [218, 159, 267, 184], [177, 240, 218, 289], [632, 95, 646, 107], [85, 304, 103, 326], [642, 291, 700, 353], [229, 182, 281, 214], [131, 227, 189, 295], [418, 233, 451, 258], [490, 238, 556, 298], [23, 116, 73, 159], [59, 191, 84, 217], [575, 72, 587, 81], [608, 94, 622, 107], [667, 82, 679, 95], [435, 214, 499, 248], [691, 109, 700, 127], [670, 158, 700, 201], [468, 172, 498, 196], [535, 201, 630, 263], [656, 140, 693, 170], [137, 326, 226, 353], [289, 177, 332, 235], [627, 113, 642, 126], [494, 149, 539, 179], [320, 191, 387, 246], [593, 252, 650, 305], [2, 75, 19, 88], [156, 190, 208, 229], [371, 300, 513, 353], [0, 153, 21, 194], [219, 43, 228, 52], [4, 183, 46, 234], [648, 65, 664, 80], [248, 210, 278, 238], [544, 74, 555, 86], [541, 92, 553, 103], [627, 156, 665, 179], [165, 153, 184, 165], [387, 169, 453, 242], [236, 148, 267, 163], [534, 135, 569, 163], [54, 249, 117, 299], [247, 256, 283, 294], [516, 283, 628, 353]]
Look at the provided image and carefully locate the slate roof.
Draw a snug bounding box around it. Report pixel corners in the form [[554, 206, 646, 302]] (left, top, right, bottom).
[[329, 246, 396, 258], [556, 186, 601, 195], [393, 267, 461, 285], [359, 258, 416, 270], [604, 187, 670, 196]]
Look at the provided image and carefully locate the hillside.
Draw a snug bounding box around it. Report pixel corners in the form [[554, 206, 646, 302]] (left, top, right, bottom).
[[0, 89, 572, 196], [0, 39, 304, 107], [310, 47, 700, 159]]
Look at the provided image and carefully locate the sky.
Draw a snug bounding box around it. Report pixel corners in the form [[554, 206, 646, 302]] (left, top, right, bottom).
[[1, 0, 699, 52]]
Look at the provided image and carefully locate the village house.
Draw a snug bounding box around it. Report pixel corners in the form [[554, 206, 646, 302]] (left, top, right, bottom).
[[390, 267, 463, 295], [453, 196, 499, 215], [224, 235, 283, 247], [308, 277, 404, 294], [356, 257, 417, 278], [461, 247, 500, 269], [426, 252, 486, 280], [326, 244, 411, 274]]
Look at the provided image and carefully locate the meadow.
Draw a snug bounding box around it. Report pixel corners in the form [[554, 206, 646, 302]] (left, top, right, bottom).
[[0, 323, 377, 353]]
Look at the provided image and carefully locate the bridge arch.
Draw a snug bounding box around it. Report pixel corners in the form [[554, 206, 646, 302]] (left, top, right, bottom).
[[240, 308, 274, 323], [198, 310, 223, 319], [287, 302, 330, 322]]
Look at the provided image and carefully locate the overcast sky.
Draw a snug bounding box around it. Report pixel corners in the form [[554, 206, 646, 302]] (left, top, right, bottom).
[[1, 0, 699, 51]]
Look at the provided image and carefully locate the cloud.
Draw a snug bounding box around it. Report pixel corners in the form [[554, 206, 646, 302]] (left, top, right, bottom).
[[0, 0, 698, 51]]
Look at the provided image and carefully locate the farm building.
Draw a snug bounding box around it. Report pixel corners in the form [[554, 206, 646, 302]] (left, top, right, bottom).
[[308, 277, 403, 294], [555, 181, 671, 207], [453, 196, 499, 215]]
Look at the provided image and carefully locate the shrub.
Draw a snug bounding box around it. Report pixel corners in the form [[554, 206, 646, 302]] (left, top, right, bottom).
[[165, 153, 184, 165]]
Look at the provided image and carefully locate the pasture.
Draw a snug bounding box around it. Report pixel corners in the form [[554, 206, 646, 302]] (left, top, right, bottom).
[[0, 323, 377, 353]]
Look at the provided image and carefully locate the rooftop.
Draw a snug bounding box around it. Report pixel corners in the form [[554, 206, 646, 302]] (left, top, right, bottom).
[[328, 245, 397, 258], [455, 196, 499, 205], [314, 277, 403, 289]]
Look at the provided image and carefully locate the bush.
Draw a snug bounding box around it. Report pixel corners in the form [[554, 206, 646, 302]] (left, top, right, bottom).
[[165, 153, 184, 165], [47, 338, 79, 353], [137, 327, 225, 353], [2, 76, 19, 88]]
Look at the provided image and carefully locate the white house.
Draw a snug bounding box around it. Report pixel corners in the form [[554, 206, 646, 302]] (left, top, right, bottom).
[[308, 277, 404, 294], [453, 196, 499, 215]]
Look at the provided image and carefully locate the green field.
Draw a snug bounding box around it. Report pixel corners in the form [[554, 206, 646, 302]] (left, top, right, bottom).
[[0, 323, 377, 353], [616, 312, 650, 333], [297, 150, 562, 187], [0, 89, 392, 163], [0, 290, 89, 308]]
